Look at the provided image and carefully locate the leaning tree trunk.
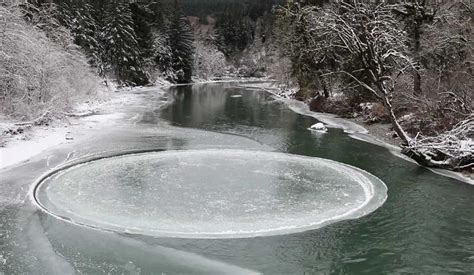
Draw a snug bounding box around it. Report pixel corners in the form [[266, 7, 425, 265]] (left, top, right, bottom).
[[402, 116, 474, 171], [379, 87, 411, 146]]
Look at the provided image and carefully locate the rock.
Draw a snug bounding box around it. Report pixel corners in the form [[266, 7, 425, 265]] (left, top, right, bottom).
[[309, 123, 328, 133]]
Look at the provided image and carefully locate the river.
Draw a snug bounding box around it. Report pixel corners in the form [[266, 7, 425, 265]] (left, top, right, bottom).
[[1, 82, 473, 274]]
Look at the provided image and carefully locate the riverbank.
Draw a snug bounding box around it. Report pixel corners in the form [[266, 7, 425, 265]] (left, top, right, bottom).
[[1, 80, 471, 184], [0, 77, 257, 170], [236, 81, 473, 185], [0, 79, 254, 170], [0, 84, 167, 170]]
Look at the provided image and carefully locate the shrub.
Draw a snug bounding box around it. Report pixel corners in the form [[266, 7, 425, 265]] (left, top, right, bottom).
[[0, 5, 99, 120]]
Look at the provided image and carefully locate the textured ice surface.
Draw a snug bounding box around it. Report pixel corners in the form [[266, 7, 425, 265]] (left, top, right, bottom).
[[34, 150, 387, 238]]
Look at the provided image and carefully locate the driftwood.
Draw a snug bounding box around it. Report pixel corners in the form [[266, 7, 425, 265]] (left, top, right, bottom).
[[403, 115, 473, 171]]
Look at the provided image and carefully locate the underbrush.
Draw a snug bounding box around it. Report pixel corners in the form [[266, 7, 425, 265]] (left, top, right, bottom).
[[304, 75, 472, 172], [306, 72, 472, 139], [0, 5, 100, 122], [393, 73, 473, 137]]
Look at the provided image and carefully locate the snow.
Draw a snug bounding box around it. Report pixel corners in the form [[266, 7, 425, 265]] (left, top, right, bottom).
[[0, 84, 159, 170], [235, 81, 368, 134], [309, 123, 328, 133], [243, 81, 474, 185], [428, 168, 474, 185], [0, 126, 69, 170]]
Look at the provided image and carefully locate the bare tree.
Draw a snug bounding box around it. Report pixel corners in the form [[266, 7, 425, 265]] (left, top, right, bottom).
[[304, 1, 414, 144], [0, 3, 98, 120], [278, 0, 473, 171], [393, 0, 435, 95]]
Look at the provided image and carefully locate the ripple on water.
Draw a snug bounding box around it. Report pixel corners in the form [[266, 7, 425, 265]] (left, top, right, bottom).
[[33, 150, 387, 238]]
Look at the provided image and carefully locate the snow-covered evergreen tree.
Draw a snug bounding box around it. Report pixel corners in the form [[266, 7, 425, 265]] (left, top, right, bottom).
[[101, 2, 148, 85], [215, 12, 255, 57], [159, 2, 194, 83], [130, 2, 155, 62]]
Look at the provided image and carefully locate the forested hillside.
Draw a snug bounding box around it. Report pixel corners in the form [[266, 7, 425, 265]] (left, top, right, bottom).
[[1, 0, 196, 122], [183, 0, 283, 78]]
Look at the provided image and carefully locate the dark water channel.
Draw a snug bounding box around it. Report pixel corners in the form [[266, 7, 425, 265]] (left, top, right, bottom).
[[1, 83, 473, 274]]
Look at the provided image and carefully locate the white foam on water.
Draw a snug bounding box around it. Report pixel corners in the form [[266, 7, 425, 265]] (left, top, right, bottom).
[[33, 150, 387, 239]]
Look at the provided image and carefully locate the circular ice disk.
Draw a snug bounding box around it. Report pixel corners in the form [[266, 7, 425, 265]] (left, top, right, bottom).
[[34, 150, 387, 238]]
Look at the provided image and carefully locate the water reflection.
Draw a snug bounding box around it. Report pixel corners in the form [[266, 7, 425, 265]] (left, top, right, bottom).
[[158, 83, 474, 274]]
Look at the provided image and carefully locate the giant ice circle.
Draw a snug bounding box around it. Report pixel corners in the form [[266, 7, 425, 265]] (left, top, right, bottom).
[[34, 150, 387, 238]]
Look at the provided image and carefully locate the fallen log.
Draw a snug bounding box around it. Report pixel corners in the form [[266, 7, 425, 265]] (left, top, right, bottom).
[[402, 115, 474, 172]]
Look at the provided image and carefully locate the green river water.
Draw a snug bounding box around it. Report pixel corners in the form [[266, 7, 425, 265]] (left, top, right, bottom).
[[0, 83, 473, 274]]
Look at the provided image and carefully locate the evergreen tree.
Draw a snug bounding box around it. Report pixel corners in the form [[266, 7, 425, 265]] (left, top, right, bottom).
[[159, 1, 194, 83], [215, 11, 255, 57], [69, 2, 102, 72], [102, 2, 148, 85], [130, 2, 155, 61], [145, 0, 165, 30]]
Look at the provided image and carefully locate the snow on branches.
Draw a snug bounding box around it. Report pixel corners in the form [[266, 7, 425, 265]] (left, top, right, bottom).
[[277, 0, 473, 171], [0, 4, 99, 120], [404, 115, 473, 171]]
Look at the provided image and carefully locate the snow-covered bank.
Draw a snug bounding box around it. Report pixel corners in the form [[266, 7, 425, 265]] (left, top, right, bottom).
[[240, 81, 473, 185], [0, 125, 70, 170], [0, 79, 262, 171], [192, 77, 277, 86], [0, 86, 162, 170], [237, 82, 368, 134]]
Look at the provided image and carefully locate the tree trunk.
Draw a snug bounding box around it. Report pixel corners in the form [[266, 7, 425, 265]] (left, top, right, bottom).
[[380, 88, 411, 146], [414, 68, 422, 95], [413, 20, 422, 95], [321, 76, 330, 98], [318, 71, 330, 98]]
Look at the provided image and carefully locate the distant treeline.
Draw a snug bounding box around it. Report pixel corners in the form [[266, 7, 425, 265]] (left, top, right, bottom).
[[181, 0, 284, 22], [15, 0, 286, 83]]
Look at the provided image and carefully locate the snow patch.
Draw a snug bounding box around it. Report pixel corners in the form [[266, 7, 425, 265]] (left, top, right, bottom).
[[0, 126, 68, 170], [308, 123, 328, 133], [0, 85, 166, 170]]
